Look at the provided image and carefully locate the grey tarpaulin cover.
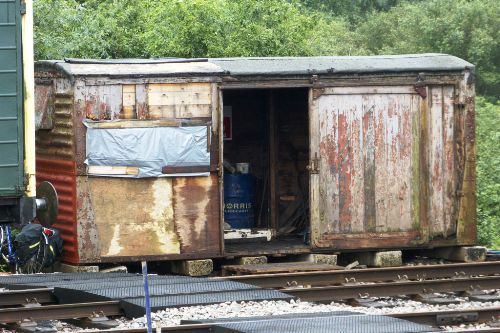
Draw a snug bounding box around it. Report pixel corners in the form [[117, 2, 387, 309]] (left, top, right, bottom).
[[85, 124, 210, 178]]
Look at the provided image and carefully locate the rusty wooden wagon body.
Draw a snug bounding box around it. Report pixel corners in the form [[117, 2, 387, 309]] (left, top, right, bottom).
[[34, 54, 476, 265]]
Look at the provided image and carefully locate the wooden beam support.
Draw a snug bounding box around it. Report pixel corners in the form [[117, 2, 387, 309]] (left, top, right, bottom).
[[162, 165, 211, 174], [269, 91, 278, 231]]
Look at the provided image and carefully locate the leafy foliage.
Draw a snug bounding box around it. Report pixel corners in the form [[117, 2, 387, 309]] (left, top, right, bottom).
[[34, 0, 356, 59], [355, 0, 500, 97], [476, 98, 500, 247]]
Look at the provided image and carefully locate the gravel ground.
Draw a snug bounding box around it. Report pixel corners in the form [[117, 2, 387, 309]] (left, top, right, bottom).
[[113, 295, 500, 331]]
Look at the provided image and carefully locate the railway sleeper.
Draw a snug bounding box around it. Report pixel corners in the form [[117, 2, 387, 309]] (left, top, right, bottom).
[[9, 319, 56, 333], [66, 314, 120, 329], [461, 289, 500, 302], [412, 293, 462, 305], [347, 297, 388, 308]]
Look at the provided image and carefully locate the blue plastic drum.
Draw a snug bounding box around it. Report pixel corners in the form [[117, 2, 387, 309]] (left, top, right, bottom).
[[224, 174, 255, 228]]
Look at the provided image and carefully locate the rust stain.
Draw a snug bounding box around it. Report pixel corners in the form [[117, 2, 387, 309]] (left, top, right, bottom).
[[83, 177, 180, 258], [76, 177, 101, 262], [337, 112, 352, 232], [316, 90, 418, 247], [363, 103, 376, 232], [414, 85, 427, 98], [173, 175, 220, 253]]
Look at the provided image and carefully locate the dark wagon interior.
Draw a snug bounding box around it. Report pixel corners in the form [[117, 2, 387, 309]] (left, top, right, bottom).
[[222, 88, 311, 253]]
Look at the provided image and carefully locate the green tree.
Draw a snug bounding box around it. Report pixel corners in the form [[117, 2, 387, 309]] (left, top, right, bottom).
[[34, 0, 148, 59], [355, 0, 500, 97], [476, 97, 500, 247], [298, 0, 407, 26], [34, 0, 356, 59]]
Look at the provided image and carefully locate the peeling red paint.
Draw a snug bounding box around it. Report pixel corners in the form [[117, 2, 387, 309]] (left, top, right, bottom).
[[337, 112, 352, 232]]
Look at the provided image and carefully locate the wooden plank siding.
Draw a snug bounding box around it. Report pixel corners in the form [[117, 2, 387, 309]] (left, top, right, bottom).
[[311, 86, 422, 248], [147, 83, 212, 119]]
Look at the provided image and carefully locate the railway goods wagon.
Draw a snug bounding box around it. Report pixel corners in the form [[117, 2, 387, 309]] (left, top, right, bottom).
[[0, 0, 38, 224], [34, 54, 476, 265]]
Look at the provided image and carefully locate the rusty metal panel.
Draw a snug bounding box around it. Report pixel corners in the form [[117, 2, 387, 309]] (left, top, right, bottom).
[[76, 84, 122, 121], [311, 86, 422, 249], [173, 175, 221, 254], [74, 175, 222, 262], [35, 90, 75, 159], [36, 158, 79, 264], [35, 75, 75, 160], [77, 177, 180, 260], [34, 80, 54, 130]]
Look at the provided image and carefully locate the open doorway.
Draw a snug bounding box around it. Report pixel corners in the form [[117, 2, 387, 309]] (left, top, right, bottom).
[[222, 88, 310, 253]]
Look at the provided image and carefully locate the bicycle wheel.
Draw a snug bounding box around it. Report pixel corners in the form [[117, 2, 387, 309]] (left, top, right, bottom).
[[0, 226, 7, 265], [16, 233, 48, 274]]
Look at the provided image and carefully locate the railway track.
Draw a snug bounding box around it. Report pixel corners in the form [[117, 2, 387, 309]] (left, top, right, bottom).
[[0, 262, 498, 332], [1, 302, 497, 331], [224, 261, 500, 288], [224, 261, 500, 304]]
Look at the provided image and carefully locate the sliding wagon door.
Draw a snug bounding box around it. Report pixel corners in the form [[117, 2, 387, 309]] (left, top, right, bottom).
[[309, 86, 424, 249]]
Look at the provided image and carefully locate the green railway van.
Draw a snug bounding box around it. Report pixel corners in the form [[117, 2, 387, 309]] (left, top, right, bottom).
[[0, 1, 28, 223]]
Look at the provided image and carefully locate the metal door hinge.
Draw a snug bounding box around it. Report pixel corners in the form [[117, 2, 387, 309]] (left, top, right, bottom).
[[307, 153, 320, 174], [414, 73, 427, 98]]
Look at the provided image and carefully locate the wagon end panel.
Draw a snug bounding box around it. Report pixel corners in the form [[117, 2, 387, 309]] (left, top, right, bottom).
[[35, 73, 79, 264], [310, 86, 424, 249], [77, 81, 222, 262]]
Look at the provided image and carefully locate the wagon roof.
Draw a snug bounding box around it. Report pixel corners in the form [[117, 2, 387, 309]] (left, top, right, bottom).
[[210, 53, 474, 75], [36, 58, 224, 78], [36, 54, 473, 78]]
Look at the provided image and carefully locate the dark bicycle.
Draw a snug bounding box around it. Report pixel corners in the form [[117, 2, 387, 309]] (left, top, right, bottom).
[[0, 223, 55, 274]]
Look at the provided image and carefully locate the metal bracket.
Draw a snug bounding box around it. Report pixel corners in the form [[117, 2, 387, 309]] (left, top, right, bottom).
[[414, 73, 427, 98], [306, 153, 320, 174], [436, 312, 478, 325], [20, 1, 26, 14], [414, 84, 427, 99], [312, 88, 325, 99]]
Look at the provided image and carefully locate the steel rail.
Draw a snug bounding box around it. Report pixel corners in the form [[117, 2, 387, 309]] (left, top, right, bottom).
[[390, 306, 500, 327], [442, 329, 500, 333], [72, 307, 500, 333], [0, 287, 55, 307], [74, 325, 215, 333], [0, 301, 122, 323], [282, 275, 500, 302], [224, 261, 500, 288]]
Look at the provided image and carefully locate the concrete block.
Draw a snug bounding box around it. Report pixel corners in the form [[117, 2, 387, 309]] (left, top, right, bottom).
[[307, 254, 338, 265], [56, 263, 99, 273], [435, 246, 487, 262], [101, 266, 128, 273], [236, 256, 267, 265], [171, 259, 213, 276], [353, 251, 402, 267]]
